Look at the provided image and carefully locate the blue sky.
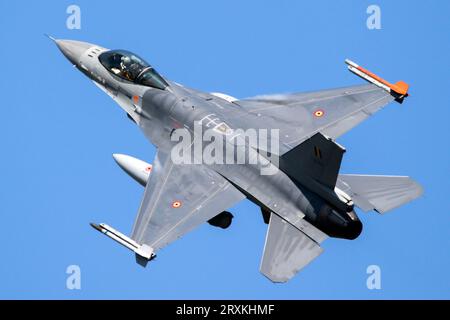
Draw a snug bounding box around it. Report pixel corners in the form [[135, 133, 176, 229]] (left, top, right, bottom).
[[0, 1, 449, 299]]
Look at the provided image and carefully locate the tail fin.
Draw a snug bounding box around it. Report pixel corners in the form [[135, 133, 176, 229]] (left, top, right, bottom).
[[280, 133, 351, 212], [336, 175, 423, 214], [280, 133, 345, 189]]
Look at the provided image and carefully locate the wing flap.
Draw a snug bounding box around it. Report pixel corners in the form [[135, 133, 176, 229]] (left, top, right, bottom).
[[260, 213, 324, 283]]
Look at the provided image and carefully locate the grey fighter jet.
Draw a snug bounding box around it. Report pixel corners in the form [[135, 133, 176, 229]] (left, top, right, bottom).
[[53, 38, 423, 283]]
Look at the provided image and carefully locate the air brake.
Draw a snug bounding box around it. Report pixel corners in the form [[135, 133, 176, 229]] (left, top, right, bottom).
[[90, 223, 154, 265], [345, 59, 409, 102]]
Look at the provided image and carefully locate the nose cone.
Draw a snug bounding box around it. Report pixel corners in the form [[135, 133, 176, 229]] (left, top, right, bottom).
[[54, 39, 94, 65]]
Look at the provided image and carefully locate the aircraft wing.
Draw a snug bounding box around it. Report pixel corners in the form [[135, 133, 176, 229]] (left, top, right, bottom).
[[131, 149, 246, 259], [237, 84, 394, 154], [234, 61, 408, 155]]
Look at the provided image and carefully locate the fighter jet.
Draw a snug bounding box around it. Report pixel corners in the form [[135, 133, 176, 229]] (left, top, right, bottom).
[[53, 38, 422, 283]]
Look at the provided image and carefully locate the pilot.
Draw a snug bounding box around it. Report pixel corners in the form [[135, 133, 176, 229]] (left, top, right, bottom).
[[121, 55, 143, 81], [120, 55, 133, 81]]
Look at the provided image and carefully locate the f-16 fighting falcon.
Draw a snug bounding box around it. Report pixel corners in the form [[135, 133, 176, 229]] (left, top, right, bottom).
[[52, 37, 423, 283]]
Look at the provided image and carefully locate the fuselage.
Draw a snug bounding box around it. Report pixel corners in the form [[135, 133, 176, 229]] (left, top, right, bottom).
[[55, 39, 362, 240]]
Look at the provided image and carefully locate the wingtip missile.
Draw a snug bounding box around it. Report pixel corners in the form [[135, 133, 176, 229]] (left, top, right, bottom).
[[90, 222, 103, 233], [90, 222, 155, 262], [345, 59, 409, 99]]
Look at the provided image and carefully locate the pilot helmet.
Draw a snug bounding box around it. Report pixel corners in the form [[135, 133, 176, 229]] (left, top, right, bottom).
[[121, 55, 131, 66]]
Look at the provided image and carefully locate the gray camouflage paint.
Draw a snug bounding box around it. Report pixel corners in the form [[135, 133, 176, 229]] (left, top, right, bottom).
[[53, 39, 422, 283]]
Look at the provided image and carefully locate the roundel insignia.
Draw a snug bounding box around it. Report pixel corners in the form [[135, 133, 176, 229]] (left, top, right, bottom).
[[172, 201, 182, 209], [314, 109, 325, 117]]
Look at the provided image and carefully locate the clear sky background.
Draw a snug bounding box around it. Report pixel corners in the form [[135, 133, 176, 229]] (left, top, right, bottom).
[[0, 1, 449, 299]]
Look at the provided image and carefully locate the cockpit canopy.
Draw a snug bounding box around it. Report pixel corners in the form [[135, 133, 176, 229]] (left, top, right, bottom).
[[99, 50, 169, 90]]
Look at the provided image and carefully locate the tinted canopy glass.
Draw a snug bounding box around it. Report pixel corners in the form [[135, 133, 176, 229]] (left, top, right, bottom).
[[99, 50, 168, 90]]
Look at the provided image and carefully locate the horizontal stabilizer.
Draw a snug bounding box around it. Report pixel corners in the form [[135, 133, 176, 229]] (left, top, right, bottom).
[[260, 213, 323, 283], [336, 175, 423, 213]]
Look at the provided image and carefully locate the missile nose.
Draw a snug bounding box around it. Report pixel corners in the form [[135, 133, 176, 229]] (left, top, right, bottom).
[[54, 39, 93, 65], [90, 222, 103, 232]]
